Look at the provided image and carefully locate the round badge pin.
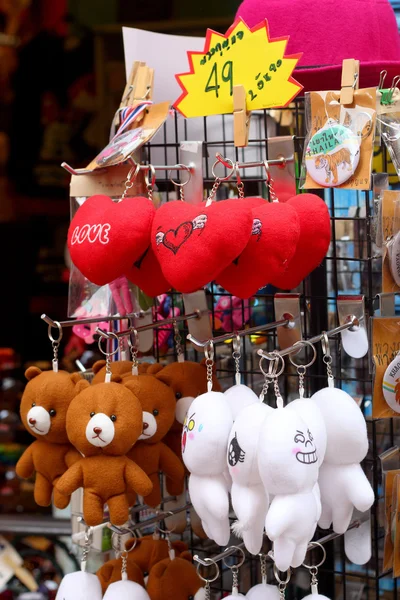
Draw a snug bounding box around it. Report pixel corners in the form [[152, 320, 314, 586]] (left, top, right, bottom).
[[388, 232, 400, 287], [383, 354, 400, 413], [305, 120, 360, 187]]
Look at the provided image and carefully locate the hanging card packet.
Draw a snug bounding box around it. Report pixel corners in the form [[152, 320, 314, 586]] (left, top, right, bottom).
[[382, 191, 400, 292], [67, 165, 147, 318], [301, 88, 376, 190], [378, 88, 400, 179], [383, 469, 400, 572], [372, 317, 400, 417]]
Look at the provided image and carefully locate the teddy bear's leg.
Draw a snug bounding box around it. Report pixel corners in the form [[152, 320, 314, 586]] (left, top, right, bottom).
[[143, 473, 162, 508], [165, 476, 184, 497], [53, 485, 70, 510], [83, 491, 105, 526], [34, 473, 53, 506], [107, 493, 130, 526]]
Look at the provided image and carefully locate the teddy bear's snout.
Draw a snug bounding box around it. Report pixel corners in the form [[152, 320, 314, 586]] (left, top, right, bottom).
[[27, 406, 51, 436], [85, 413, 115, 448], [138, 411, 157, 440]]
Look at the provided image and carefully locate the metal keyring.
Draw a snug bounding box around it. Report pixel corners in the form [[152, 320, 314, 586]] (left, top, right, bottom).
[[48, 321, 63, 344], [222, 546, 246, 570], [111, 529, 138, 555], [168, 164, 192, 187], [320, 331, 330, 358], [97, 331, 119, 357], [288, 340, 317, 370], [144, 164, 156, 189], [263, 159, 272, 184], [196, 558, 220, 583], [232, 334, 241, 354], [204, 340, 214, 363], [127, 162, 141, 184], [212, 155, 234, 181], [124, 529, 139, 554], [127, 327, 138, 350], [302, 542, 327, 570], [259, 353, 285, 379], [273, 564, 291, 585]]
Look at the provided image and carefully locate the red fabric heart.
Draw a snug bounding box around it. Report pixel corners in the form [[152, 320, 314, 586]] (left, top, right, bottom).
[[68, 195, 155, 286], [270, 193, 331, 289], [217, 198, 301, 298], [151, 200, 253, 293], [125, 246, 170, 297]]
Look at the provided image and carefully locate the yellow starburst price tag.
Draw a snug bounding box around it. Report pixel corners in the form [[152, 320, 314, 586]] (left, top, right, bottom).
[[174, 18, 303, 118]]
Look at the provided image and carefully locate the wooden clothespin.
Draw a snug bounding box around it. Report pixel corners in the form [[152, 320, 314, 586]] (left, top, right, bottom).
[[340, 58, 360, 105], [133, 64, 154, 102], [233, 85, 251, 147], [120, 61, 145, 108]]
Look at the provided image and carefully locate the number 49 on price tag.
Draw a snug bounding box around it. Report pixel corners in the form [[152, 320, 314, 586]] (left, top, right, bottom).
[[174, 18, 303, 119]]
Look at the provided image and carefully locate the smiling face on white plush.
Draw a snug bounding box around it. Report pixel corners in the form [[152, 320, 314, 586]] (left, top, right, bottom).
[[258, 407, 319, 495], [287, 398, 327, 467], [181, 391, 233, 476]]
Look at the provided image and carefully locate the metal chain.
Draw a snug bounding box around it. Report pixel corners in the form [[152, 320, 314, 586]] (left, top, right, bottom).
[[297, 365, 306, 399], [232, 566, 239, 594], [81, 528, 92, 572], [323, 355, 334, 386], [278, 582, 287, 600], [121, 552, 128, 581], [237, 181, 245, 198], [206, 177, 222, 205], [259, 378, 270, 403], [274, 378, 284, 408], [121, 173, 134, 201], [179, 186, 185, 202], [147, 182, 154, 203], [205, 581, 211, 600], [105, 352, 112, 382], [232, 349, 241, 385], [52, 341, 59, 373], [260, 554, 268, 585], [310, 566, 319, 594], [206, 358, 214, 392], [173, 320, 184, 363], [267, 175, 278, 203]]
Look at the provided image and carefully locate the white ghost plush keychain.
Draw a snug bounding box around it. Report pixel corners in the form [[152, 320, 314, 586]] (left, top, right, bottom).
[[103, 534, 151, 600], [301, 542, 331, 600], [311, 336, 374, 534], [221, 547, 246, 599], [224, 336, 259, 420], [286, 341, 327, 520], [258, 352, 319, 571], [182, 342, 233, 546], [229, 356, 278, 555], [246, 554, 280, 600], [55, 529, 102, 600]]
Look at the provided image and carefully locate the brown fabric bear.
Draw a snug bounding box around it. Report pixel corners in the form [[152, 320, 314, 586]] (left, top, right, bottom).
[[55, 380, 153, 526], [16, 367, 82, 508], [147, 361, 221, 495], [146, 552, 204, 600], [97, 535, 188, 593], [91, 360, 149, 385], [123, 375, 185, 507]]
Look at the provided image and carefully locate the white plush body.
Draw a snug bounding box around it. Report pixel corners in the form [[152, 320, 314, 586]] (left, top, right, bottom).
[[246, 583, 280, 600], [55, 572, 102, 600], [312, 387, 374, 533], [287, 397, 327, 521], [258, 407, 319, 571], [224, 384, 258, 419], [182, 391, 233, 546], [103, 580, 150, 600], [228, 402, 272, 554]]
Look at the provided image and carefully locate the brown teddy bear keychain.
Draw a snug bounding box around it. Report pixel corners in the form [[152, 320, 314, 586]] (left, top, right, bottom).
[[146, 553, 205, 600], [16, 367, 83, 508], [91, 360, 149, 384], [55, 379, 153, 525], [123, 374, 185, 507]]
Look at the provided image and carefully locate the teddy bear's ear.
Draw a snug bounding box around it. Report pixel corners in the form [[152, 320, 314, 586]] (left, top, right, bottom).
[[70, 372, 83, 384], [25, 366, 42, 381], [147, 363, 164, 376], [179, 551, 193, 563], [74, 379, 91, 395], [112, 374, 123, 384], [148, 558, 169, 579], [92, 360, 106, 374]]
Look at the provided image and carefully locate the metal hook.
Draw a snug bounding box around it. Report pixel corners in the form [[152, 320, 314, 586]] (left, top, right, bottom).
[[379, 70, 388, 90]]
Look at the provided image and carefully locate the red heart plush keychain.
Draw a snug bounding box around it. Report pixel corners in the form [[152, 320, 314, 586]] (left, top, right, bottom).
[[151, 160, 253, 293], [271, 193, 331, 289], [68, 165, 155, 286], [216, 166, 300, 298], [124, 166, 170, 297]]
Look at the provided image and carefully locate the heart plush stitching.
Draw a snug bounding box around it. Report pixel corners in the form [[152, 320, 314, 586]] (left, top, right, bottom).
[[163, 222, 194, 254]]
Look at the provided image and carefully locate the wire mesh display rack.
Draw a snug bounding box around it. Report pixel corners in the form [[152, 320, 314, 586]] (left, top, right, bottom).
[[140, 96, 397, 599]]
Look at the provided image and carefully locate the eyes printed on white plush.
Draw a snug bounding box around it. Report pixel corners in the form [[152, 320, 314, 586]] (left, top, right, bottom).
[[228, 432, 245, 467], [294, 429, 318, 465], [183, 412, 196, 431]]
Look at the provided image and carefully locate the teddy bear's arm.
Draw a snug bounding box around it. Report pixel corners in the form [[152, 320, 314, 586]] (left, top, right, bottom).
[[159, 443, 185, 483], [125, 458, 153, 498], [16, 444, 35, 479], [55, 461, 84, 496]]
